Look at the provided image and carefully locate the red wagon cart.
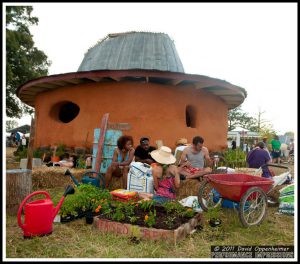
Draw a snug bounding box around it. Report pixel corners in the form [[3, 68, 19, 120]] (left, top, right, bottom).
[[198, 164, 291, 227], [198, 173, 274, 227]]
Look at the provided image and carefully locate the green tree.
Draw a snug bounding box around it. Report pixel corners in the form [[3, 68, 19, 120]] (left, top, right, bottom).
[[228, 106, 257, 131], [6, 6, 51, 118], [6, 120, 19, 130], [284, 131, 294, 138], [258, 123, 277, 143]]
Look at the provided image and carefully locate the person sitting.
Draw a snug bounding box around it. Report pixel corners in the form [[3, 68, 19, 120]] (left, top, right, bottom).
[[246, 142, 272, 178], [85, 155, 92, 169], [46, 153, 77, 168], [105, 135, 135, 189], [138, 146, 180, 204], [174, 138, 190, 157], [174, 138, 190, 167], [178, 136, 212, 179], [134, 137, 156, 165]]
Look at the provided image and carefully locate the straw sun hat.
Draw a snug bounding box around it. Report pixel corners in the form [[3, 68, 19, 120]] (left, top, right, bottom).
[[175, 138, 188, 146], [150, 146, 176, 165]]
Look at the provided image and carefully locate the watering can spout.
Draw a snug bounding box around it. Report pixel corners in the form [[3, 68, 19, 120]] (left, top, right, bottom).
[[52, 185, 75, 220]]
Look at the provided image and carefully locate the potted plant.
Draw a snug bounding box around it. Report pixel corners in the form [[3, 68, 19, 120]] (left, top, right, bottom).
[[51, 146, 60, 162], [207, 205, 222, 227], [51, 144, 66, 162]]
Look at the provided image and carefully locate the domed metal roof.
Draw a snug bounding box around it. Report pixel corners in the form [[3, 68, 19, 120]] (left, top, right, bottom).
[[77, 32, 185, 73], [17, 31, 247, 110]]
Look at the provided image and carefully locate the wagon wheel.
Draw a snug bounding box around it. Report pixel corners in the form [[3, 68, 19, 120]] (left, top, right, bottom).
[[197, 179, 223, 212], [239, 187, 268, 227]]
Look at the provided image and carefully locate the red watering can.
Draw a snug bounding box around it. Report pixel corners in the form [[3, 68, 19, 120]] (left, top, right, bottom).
[[17, 185, 75, 238]]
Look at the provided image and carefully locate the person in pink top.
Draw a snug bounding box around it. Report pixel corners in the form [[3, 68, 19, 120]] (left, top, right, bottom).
[[138, 146, 180, 203]]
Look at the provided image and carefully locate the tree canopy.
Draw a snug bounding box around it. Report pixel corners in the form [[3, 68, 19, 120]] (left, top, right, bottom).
[[6, 120, 19, 131], [228, 105, 279, 137], [6, 6, 51, 118], [228, 106, 257, 132]]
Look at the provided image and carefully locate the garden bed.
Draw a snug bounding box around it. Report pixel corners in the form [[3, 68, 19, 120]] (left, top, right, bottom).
[[93, 211, 202, 244], [58, 184, 203, 243], [97, 203, 198, 230]]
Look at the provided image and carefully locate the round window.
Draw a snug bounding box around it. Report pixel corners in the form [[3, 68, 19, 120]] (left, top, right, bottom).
[[59, 102, 80, 123], [50, 101, 80, 123]]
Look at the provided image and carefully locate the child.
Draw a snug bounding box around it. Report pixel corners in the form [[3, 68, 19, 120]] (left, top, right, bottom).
[[138, 146, 180, 203]]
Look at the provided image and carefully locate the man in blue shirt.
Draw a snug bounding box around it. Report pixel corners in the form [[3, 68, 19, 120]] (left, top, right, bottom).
[[246, 142, 272, 178]]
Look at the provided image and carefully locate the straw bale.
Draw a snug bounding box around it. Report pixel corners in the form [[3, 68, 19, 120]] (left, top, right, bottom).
[[176, 179, 204, 200], [234, 167, 262, 176], [32, 166, 86, 189], [108, 176, 124, 191]]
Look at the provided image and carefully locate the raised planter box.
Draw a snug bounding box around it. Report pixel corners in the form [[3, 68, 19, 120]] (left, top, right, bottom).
[[93, 213, 202, 244]]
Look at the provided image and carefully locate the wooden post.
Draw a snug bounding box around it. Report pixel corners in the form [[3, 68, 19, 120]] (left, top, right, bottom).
[[6, 169, 32, 215], [26, 117, 35, 170], [94, 113, 109, 173]]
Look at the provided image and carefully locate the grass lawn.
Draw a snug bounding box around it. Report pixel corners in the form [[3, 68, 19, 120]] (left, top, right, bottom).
[[6, 186, 294, 259], [5, 147, 295, 259]]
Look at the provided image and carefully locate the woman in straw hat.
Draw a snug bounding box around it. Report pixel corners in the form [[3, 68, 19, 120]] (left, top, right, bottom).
[[138, 146, 180, 203]]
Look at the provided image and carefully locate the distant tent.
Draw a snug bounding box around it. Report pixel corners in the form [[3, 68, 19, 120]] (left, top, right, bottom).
[[7, 125, 31, 134], [230, 126, 250, 132]]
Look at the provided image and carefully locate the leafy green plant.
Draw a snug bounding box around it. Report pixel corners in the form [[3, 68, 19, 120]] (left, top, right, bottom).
[[59, 184, 113, 217], [15, 147, 28, 161], [76, 155, 86, 168], [219, 149, 246, 168], [139, 200, 156, 211], [111, 206, 125, 222], [183, 208, 195, 218], [163, 201, 186, 216], [33, 148, 43, 159], [144, 210, 156, 227], [207, 204, 221, 220], [163, 215, 176, 228], [55, 143, 65, 158], [123, 203, 135, 217], [128, 216, 139, 224]]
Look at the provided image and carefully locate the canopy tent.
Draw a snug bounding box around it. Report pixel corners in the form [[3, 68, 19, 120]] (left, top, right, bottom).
[[7, 124, 31, 134], [230, 126, 250, 132]]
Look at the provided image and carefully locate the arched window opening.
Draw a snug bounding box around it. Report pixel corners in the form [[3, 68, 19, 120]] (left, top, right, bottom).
[[186, 105, 197, 128]]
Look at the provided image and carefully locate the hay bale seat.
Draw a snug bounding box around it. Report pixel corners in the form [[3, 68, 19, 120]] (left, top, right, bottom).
[[107, 175, 124, 191], [176, 179, 204, 200], [32, 166, 86, 189], [234, 167, 262, 176], [176, 168, 229, 200]]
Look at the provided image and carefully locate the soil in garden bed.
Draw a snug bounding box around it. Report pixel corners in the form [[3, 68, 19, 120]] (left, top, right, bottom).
[[97, 205, 197, 230]]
